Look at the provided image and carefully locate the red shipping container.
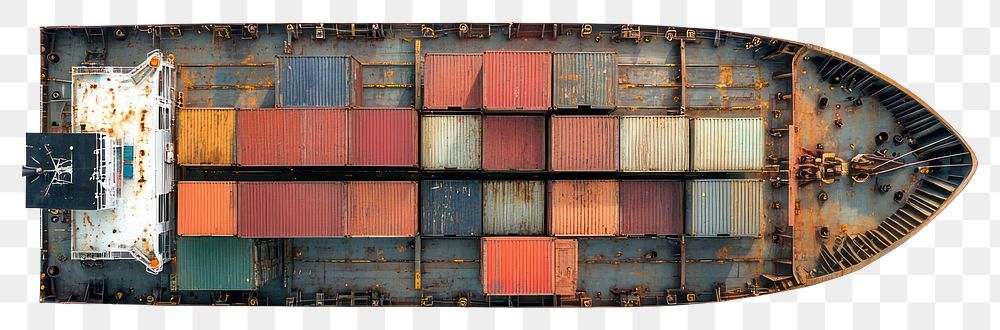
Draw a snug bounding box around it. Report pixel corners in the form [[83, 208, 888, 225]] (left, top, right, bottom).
[[349, 109, 419, 167], [619, 180, 684, 236], [548, 180, 620, 236], [301, 110, 348, 165], [346, 181, 418, 237], [237, 182, 347, 238], [423, 54, 482, 109], [482, 116, 546, 171], [481, 237, 554, 295], [482, 51, 552, 111], [549, 116, 619, 171], [236, 109, 347, 166]]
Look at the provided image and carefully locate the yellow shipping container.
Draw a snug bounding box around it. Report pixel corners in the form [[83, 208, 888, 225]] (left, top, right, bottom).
[[177, 108, 236, 165]]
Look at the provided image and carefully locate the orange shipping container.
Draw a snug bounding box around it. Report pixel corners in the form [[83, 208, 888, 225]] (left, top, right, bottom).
[[481, 237, 554, 295], [547, 180, 620, 236], [177, 181, 237, 236], [177, 108, 236, 166], [346, 181, 418, 237]]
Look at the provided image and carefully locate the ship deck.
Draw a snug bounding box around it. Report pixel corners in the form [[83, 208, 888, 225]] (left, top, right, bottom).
[[35, 24, 974, 306]]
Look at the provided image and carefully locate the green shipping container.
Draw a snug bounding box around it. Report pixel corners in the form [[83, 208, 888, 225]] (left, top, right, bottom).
[[176, 237, 282, 291]]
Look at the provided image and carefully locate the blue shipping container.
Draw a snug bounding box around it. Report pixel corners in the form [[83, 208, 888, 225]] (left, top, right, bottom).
[[275, 55, 361, 108], [420, 180, 483, 236]]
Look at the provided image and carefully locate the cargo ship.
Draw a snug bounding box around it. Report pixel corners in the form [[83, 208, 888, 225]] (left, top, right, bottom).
[[27, 23, 975, 307]]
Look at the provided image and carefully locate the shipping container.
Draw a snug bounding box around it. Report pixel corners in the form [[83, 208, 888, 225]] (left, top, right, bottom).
[[423, 54, 482, 109], [482, 51, 552, 111], [619, 180, 683, 236], [346, 181, 418, 237], [547, 180, 620, 236], [686, 179, 764, 237], [348, 109, 419, 167], [275, 55, 362, 108], [237, 182, 347, 238], [420, 180, 482, 236], [619, 116, 689, 172], [553, 239, 579, 295], [549, 116, 619, 171], [176, 108, 236, 166], [236, 109, 348, 166], [420, 115, 482, 170], [481, 237, 554, 295], [482, 181, 545, 235], [177, 181, 237, 236], [482, 116, 546, 171], [691, 117, 765, 171], [552, 52, 617, 109], [175, 237, 282, 291]]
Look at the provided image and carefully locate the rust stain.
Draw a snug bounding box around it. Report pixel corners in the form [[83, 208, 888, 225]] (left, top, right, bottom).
[[717, 66, 734, 88], [716, 246, 729, 261]]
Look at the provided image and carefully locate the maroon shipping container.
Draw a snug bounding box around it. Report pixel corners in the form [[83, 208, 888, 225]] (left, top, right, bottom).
[[482, 116, 546, 171], [236, 109, 348, 166], [348, 109, 419, 167], [482, 51, 552, 111], [619, 181, 684, 236], [549, 116, 619, 171], [423, 54, 482, 109], [237, 182, 347, 237], [346, 181, 418, 237]]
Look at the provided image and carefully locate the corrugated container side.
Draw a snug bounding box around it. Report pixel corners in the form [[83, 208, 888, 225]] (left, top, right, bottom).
[[346, 181, 418, 237], [237, 182, 347, 238], [481, 237, 554, 295], [619, 180, 683, 236], [553, 239, 579, 295], [420, 180, 483, 236], [423, 54, 483, 109], [420, 115, 483, 170], [176, 237, 253, 291], [176, 108, 236, 166], [482, 181, 545, 235], [482, 116, 546, 171], [236, 109, 296, 166], [691, 117, 765, 171], [349, 109, 419, 167], [619, 116, 689, 172], [237, 108, 347, 166], [300, 109, 349, 165], [276, 56, 359, 108], [552, 52, 617, 109], [482, 51, 552, 111], [547, 180, 620, 236], [687, 179, 764, 237], [549, 116, 619, 171], [177, 181, 237, 236]]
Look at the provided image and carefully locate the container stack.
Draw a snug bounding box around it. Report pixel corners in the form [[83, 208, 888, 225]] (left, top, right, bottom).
[[173, 51, 770, 296]]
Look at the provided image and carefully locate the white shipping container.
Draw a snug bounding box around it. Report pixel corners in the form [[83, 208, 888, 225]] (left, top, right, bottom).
[[687, 179, 765, 237], [691, 117, 765, 171], [420, 115, 483, 170], [619, 116, 689, 172]]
